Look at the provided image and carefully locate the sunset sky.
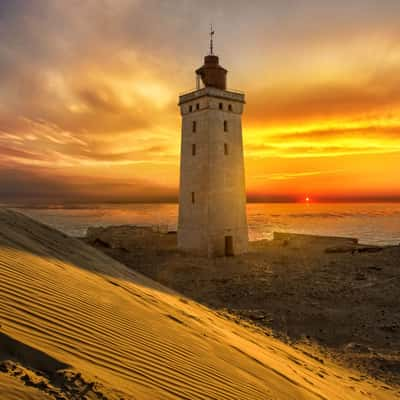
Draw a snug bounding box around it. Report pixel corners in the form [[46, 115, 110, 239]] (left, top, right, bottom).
[[1, 0, 400, 204]]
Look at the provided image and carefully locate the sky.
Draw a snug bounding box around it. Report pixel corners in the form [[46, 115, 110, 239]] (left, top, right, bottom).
[[1, 0, 400, 204]]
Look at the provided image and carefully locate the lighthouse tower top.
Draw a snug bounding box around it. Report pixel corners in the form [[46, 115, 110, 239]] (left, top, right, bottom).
[[179, 27, 244, 108], [195, 26, 228, 91]]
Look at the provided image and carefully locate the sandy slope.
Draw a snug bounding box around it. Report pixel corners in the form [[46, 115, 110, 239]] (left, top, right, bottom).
[[0, 209, 397, 400], [0, 374, 53, 400], [86, 226, 400, 385]]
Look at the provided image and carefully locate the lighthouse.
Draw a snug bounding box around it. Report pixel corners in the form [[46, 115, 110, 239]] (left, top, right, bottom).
[[177, 29, 248, 257]]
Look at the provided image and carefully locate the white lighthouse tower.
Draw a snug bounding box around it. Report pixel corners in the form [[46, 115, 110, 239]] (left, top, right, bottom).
[[177, 30, 248, 257]]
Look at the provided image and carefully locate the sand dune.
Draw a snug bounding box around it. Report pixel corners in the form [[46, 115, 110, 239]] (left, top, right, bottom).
[[0, 209, 397, 399]]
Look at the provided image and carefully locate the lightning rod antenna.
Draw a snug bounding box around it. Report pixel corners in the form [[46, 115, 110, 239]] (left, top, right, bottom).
[[209, 24, 215, 55]]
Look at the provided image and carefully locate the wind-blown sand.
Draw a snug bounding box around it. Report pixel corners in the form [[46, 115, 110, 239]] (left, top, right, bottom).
[[85, 225, 400, 388], [0, 209, 398, 399]]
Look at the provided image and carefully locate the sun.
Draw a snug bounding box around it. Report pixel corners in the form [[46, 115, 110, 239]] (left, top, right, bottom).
[[305, 196, 310, 203]]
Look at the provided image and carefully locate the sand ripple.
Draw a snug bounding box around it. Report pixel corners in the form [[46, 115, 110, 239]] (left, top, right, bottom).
[[0, 209, 397, 399]]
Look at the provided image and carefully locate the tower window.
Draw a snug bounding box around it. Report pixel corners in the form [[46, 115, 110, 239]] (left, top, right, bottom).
[[224, 120, 228, 132], [224, 143, 229, 155], [191, 192, 195, 204], [189, 105, 193, 112], [192, 144, 196, 156], [228, 104, 232, 111], [219, 102, 223, 110], [192, 121, 197, 133], [196, 103, 200, 110]]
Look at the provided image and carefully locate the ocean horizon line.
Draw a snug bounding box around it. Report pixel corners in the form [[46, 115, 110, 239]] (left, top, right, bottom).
[[2, 199, 400, 210]]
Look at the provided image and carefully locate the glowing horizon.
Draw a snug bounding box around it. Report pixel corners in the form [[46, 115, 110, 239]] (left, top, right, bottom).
[[1, 1, 400, 204]]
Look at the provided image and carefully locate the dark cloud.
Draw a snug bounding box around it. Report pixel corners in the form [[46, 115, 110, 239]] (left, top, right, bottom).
[[77, 88, 124, 114], [0, 145, 45, 162], [0, 166, 177, 204], [246, 191, 400, 203], [245, 142, 400, 158], [74, 145, 172, 163], [261, 124, 400, 142]]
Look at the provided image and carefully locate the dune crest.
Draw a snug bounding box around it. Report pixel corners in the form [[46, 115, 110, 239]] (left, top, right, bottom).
[[0, 209, 396, 399]]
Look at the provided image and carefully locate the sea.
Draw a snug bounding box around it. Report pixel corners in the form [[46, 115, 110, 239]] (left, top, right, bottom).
[[15, 203, 400, 246]]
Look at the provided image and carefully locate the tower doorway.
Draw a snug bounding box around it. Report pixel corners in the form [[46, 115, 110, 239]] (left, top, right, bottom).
[[224, 235, 234, 256]]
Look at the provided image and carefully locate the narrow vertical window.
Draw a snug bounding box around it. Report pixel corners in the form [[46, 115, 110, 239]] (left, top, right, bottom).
[[189, 105, 193, 112], [219, 102, 223, 110], [224, 120, 228, 132], [192, 144, 196, 156], [224, 143, 229, 155], [191, 192, 195, 204], [196, 103, 200, 110], [228, 104, 232, 111], [192, 121, 196, 133]]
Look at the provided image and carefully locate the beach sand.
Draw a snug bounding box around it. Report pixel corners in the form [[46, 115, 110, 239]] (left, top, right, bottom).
[[86, 225, 400, 391], [0, 209, 398, 399]]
